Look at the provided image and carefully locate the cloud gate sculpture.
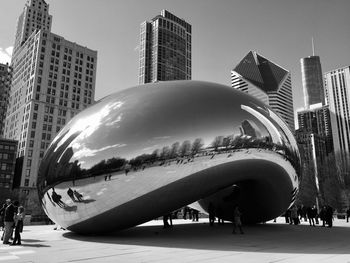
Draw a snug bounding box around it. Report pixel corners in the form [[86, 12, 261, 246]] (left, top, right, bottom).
[[37, 80, 301, 234]]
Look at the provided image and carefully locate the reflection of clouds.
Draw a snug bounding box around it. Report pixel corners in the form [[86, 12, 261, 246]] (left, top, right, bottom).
[[142, 145, 159, 152], [53, 101, 124, 152], [72, 143, 127, 159], [153, 136, 171, 140], [106, 114, 123, 126], [241, 105, 282, 145]]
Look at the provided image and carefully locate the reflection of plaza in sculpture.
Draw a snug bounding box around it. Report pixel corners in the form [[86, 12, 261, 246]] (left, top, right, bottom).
[[37, 80, 301, 234]]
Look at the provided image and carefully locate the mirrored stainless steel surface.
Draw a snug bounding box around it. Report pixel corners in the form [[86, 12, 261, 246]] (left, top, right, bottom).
[[37, 80, 301, 234]]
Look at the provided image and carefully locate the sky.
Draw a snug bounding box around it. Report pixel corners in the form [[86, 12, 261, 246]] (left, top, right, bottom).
[[1, 0, 350, 121]]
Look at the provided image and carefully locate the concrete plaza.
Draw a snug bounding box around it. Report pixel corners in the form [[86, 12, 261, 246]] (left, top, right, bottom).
[[1, 217, 350, 263]]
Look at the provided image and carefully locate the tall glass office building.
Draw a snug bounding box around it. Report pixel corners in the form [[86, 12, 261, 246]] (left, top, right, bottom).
[[300, 56, 325, 108], [138, 10, 191, 84]]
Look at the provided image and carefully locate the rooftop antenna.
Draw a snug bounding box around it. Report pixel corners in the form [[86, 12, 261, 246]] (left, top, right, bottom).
[[312, 37, 315, 56]]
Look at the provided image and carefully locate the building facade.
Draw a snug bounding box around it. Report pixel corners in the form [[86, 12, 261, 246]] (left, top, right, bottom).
[[4, 0, 97, 212], [0, 63, 12, 137], [0, 139, 18, 191], [300, 56, 325, 108], [138, 10, 191, 84], [324, 66, 350, 161], [231, 51, 295, 131], [297, 104, 333, 154]]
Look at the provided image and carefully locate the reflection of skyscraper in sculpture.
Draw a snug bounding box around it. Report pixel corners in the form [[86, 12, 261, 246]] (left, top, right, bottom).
[[231, 51, 295, 131], [138, 10, 191, 84], [239, 120, 261, 138], [300, 56, 325, 108]]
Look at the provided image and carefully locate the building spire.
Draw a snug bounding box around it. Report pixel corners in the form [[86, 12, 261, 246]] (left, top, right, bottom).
[[312, 37, 315, 56]]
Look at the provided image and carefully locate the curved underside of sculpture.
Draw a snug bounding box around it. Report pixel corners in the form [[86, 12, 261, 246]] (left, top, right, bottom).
[[37, 80, 301, 234]]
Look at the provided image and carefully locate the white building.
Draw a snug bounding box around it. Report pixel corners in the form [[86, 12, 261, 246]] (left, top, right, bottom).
[[231, 51, 295, 131], [4, 0, 97, 211], [324, 66, 350, 161]]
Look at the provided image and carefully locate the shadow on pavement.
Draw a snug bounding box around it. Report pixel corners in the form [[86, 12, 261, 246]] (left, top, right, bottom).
[[20, 243, 51, 248], [63, 221, 350, 254]]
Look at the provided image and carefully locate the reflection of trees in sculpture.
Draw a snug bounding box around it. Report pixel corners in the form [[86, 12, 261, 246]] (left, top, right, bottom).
[[39, 128, 300, 192], [170, 142, 180, 158], [191, 138, 203, 154], [88, 157, 127, 175], [160, 146, 171, 160], [212, 136, 223, 151], [222, 136, 233, 149], [179, 140, 191, 157]]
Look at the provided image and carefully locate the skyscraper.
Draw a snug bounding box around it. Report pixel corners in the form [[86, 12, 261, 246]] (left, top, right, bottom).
[[300, 56, 325, 108], [0, 63, 12, 137], [297, 104, 333, 154], [138, 10, 191, 84], [231, 51, 295, 131], [324, 66, 350, 160], [4, 0, 97, 212]]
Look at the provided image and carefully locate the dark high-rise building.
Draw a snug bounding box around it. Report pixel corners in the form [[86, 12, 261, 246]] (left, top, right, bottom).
[[138, 10, 191, 84], [0, 139, 18, 196], [231, 51, 294, 131], [0, 63, 12, 137], [300, 56, 325, 108], [297, 105, 333, 154]]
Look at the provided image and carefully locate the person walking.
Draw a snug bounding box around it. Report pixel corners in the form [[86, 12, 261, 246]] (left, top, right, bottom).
[[346, 207, 350, 223], [307, 206, 316, 226], [232, 206, 244, 234], [11, 206, 25, 246], [2, 199, 15, 244]]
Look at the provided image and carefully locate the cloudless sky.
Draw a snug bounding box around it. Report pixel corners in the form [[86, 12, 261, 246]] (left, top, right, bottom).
[[1, 0, 350, 120]]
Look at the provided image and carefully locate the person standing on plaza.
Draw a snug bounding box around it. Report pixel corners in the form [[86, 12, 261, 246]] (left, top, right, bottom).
[[346, 207, 350, 223], [232, 205, 244, 234], [11, 206, 25, 245], [307, 206, 316, 226], [326, 205, 334, 227], [290, 205, 299, 225], [0, 202, 6, 232], [319, 206, 327, 227], [208, 203, 215, 226], [2, 199, 15, 244]]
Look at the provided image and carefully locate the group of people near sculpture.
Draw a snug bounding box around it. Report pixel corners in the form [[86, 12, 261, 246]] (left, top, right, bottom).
[[284, 204, 343, 227], [0, 199, 25, 245], [163, 204, 244, 234]]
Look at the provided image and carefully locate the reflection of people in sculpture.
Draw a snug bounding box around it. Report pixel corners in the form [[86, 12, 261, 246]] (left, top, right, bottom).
[[51, 188, 65, 207], [162, 213, 173, 228], [73, 190, 83, 202], [67, 188, 76, 202]]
